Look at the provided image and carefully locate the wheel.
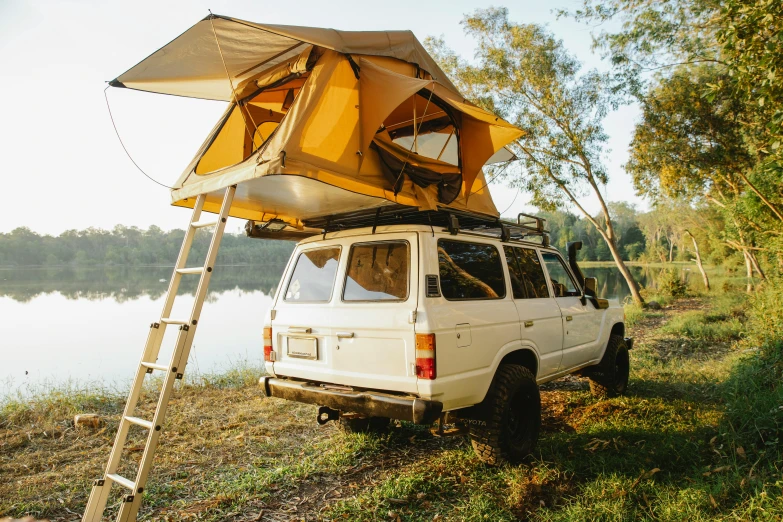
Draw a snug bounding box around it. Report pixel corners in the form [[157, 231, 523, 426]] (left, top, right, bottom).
[[337, 416, 390, 433], [469, 364, 541, 466], [589, 335, 630, 398]]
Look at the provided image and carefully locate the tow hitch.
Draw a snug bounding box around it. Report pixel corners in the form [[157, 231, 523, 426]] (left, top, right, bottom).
[[317, 406, 340, 425]]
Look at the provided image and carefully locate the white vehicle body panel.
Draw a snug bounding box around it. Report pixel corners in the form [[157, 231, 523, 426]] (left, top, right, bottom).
[[266, 224, 625, 414]]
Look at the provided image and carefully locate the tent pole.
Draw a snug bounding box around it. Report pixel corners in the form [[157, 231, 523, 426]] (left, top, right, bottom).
[[413, 97, 418, 153]]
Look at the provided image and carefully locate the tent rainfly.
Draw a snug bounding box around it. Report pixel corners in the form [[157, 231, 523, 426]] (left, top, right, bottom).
[[110, 14, 524, 230]]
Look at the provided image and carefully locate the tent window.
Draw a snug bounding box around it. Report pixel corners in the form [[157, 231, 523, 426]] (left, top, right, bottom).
[[195, 73, 309, 175], [383, 92, 458, 166], [253, 121, 280, 152]]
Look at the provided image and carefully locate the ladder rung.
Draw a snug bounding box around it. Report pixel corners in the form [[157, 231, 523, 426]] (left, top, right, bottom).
[[141, 362, 168, 372], [160, 317, 188, 325], [106, 473, 135, 491], [124, 416, 154, 430], [191, 219, 218, 228], [176, 267, 205, 275]]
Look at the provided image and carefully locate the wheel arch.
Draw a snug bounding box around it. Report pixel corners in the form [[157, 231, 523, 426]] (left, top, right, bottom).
[[498, 348, 539, 378], [610, 322, 625, 338]]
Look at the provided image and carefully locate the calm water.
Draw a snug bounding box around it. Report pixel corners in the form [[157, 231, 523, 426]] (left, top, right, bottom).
[[0, 263, 697, 398]]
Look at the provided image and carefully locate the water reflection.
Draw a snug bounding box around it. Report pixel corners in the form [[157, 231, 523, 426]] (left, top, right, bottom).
[[0, 265, 286, 303], [582, 264, 702, 302], [1, 262, 696, 397]]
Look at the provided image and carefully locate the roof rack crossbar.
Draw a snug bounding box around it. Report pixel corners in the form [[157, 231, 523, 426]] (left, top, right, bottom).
[[301, 205, 550, 245]]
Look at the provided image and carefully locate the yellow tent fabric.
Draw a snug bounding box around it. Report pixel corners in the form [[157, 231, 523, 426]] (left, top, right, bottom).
[[358, 59, 432, 161], [110, 15, 524, 226]]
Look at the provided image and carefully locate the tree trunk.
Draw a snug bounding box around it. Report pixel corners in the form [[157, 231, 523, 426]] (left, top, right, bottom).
[[668, 237, 674, 263], [747, 250, 767, 281], [603, 234, 645, 305], [685, 231, 710, 291], [743, 250, 754, 293]]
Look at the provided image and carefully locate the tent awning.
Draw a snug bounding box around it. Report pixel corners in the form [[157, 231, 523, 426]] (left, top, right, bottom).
[[112, 14, 458, 101]]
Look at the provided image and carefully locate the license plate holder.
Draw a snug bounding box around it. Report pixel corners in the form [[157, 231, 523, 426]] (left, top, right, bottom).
[[286, 336, 318, 360]]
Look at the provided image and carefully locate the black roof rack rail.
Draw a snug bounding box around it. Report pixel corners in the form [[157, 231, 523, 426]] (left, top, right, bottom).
[[300, 205, 550, 246]]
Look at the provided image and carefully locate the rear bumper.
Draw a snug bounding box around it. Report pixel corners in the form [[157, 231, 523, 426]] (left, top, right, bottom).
[[261, 377, 443, 425]]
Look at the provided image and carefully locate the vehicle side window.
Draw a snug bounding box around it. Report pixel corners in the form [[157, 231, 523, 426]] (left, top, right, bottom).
[[504, 246, 550, 299], [541, 252, 580, 297], [343, 241, 409, 301], [503, 246, 526, 299], [284, 247, 341, 302], [438, 240, 506, 300]]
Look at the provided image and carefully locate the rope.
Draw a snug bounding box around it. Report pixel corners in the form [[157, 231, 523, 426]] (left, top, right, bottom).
[[208, 11, 259, 147], [393, 84, 436, 189], [500, 186, 520, 215], [472, 160, 512, 194], [104, 86, 174, 189]]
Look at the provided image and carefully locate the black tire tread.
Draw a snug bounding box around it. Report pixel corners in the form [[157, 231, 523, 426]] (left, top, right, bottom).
[[589, 335, 629, 398], [469, 364, 540, 466]]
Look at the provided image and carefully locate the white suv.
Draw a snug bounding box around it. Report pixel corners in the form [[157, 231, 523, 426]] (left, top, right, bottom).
[[258, 209, 632, 465]]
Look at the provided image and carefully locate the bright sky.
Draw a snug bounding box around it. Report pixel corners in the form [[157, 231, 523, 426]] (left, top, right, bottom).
[[0, 0, 644, 236]]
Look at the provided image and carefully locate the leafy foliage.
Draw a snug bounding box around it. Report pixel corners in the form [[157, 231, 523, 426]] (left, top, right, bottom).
[[0, 225, 294, 267], [427, 7, 644, 303]]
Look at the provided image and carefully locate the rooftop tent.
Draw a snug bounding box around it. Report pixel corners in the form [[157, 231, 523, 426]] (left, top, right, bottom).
[[110, 14, 524, 227]]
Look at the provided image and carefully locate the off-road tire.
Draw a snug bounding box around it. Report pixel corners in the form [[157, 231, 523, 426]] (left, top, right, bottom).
[[589, 335, 630, 398], [338, 416, 390, 434], [469, 364, 540, 466]]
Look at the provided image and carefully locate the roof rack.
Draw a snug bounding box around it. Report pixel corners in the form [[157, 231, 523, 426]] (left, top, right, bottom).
[[300, 205, 550, 245]]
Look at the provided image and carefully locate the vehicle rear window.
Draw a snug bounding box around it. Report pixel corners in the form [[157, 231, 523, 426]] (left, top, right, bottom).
[[343, 241, 409, 301], [504, 246, 550, 299], [284, 247, 341, 302], [438, 240, 505, 300]]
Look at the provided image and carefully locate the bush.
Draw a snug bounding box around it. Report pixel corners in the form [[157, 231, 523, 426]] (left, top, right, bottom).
[[722, 278, 783, 454], [659, 268, 688, 297]]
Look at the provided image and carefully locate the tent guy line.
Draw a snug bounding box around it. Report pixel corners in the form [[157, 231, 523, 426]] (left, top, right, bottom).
[[103, 86, 175, 190], [208, 10, 260, 144]]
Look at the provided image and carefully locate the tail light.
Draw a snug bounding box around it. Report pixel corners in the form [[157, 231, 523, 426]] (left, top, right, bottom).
[[263, 326, 274, 362], [415, 333, 436, 380]]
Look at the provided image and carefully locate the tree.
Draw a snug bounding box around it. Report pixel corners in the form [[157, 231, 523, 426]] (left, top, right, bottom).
[[427, 7, 645, 304], [626, 67, 773, 278], [718, 0, 783, 174], [567, 0, 783, 278]]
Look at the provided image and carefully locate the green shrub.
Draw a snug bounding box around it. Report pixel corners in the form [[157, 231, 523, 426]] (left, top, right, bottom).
[[659, 268, 689, 297], [722, 278, 783, 454]]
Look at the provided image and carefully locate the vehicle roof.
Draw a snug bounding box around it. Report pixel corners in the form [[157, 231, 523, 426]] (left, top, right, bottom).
[[297, 224, 559, 252]]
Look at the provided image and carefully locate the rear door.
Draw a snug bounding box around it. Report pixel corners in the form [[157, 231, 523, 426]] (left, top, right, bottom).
[[503, 246, 563, 378], [329, 234, 418, 393], [271, 242, 342, 383], [540, 251, 602, 371]]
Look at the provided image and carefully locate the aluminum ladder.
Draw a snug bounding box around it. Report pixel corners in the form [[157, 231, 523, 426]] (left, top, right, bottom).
[[82, 186, 236, 521]]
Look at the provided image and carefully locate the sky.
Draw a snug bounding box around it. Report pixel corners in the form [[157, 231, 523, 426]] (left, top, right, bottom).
[[0, 0, 644, 236]]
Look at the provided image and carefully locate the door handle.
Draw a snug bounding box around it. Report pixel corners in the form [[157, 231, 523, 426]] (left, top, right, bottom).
[[288, 327, 312, 333], [566, 316, 573, 322], [336, 331, 355, 339], [524, 320, 534, 328]]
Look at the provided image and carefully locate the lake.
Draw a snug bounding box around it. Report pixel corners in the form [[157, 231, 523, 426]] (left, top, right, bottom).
[[0, 262, 698, 398]]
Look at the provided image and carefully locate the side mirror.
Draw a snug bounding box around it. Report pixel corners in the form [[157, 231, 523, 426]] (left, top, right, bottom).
[[584, 277, 597, 297]]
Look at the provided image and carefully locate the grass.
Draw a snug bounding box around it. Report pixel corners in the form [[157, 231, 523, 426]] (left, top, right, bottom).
[[2, 286, 783, 521]]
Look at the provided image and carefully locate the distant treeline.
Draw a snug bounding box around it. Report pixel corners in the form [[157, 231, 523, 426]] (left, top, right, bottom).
[[0, 226, 295, 267]]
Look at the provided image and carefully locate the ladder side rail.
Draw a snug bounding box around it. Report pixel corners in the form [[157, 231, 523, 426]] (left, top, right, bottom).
[[115, 186, 236, 522], [83, 195, 209, 522], [173, 186, 235, 373], [115, 327, 189, 521], [158, 194, 206, 322]]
